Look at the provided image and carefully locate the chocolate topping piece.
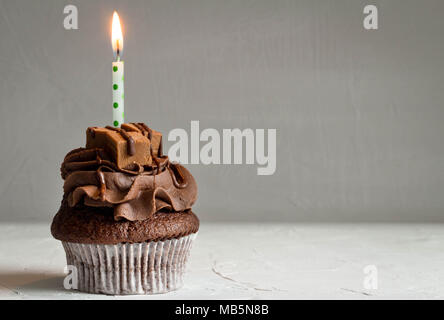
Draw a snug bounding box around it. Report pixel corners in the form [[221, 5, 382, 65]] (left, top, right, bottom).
[[105, 126, 136, 156], [86, 126, 153, 169], [121, 123, 162, 155]]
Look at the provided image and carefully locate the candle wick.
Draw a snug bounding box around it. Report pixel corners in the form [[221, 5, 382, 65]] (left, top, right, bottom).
[[116, 39, 121, 61]]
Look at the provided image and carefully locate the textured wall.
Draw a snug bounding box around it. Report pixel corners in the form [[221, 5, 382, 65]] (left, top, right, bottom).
[[1, 0, 444, 222]]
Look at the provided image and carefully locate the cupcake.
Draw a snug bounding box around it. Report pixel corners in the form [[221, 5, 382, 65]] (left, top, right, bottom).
[[51, 123, 199, 295]]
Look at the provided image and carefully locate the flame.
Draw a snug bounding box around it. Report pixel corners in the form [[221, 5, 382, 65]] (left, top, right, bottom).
[[112, 11, 123, 59]]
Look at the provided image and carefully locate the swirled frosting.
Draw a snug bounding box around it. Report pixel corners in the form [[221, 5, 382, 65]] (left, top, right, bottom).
[[60, 125, 197, 222]]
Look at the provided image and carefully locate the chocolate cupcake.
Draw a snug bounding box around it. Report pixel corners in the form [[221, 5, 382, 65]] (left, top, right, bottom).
[[51, 123, 199, 295]]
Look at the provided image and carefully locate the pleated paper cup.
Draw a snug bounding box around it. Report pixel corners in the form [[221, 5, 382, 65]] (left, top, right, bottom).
[[61, 233, 197, 295]]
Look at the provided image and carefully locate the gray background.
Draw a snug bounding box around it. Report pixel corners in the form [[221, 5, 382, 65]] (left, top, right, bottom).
[[0, 0, 443, 222]]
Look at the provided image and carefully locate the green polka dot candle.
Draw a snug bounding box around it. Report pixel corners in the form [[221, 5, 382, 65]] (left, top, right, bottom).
[[112, 60, 124, 126], [111, 11, 124, 127]]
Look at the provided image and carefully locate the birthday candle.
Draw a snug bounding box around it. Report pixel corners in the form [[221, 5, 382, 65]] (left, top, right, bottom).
[[111, 11, 124, 127]]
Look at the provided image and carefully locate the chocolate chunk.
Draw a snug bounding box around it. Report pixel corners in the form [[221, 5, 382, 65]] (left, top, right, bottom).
[[86, 126, 153, 169], [121, 123, 163, 157]]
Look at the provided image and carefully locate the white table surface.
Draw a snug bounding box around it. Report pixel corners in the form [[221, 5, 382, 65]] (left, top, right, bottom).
[[0, 222, 443, 300]]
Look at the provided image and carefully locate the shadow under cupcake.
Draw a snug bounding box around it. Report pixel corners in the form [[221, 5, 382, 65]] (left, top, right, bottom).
[[51, 123, 199, 295]]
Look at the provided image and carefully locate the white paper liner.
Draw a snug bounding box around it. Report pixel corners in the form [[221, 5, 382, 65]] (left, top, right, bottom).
[[62, 233, 197, 295]]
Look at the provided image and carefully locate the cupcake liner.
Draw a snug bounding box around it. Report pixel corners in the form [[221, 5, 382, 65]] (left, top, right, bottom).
[[61, 233, 197, 295]]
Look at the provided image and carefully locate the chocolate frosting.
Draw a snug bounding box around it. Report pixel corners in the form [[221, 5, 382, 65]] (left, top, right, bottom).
[[60, 125, 198, 222]]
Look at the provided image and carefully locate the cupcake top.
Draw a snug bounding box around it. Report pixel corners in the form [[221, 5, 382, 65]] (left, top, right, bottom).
[[60, 123, 197, 221]]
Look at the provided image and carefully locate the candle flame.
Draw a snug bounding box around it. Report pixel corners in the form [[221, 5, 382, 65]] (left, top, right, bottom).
[[112, 11, 123, 60]]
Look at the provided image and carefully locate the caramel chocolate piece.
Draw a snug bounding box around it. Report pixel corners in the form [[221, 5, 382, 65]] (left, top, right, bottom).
[[121, 123, 163, 157], [86, 127, 152, 169]]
